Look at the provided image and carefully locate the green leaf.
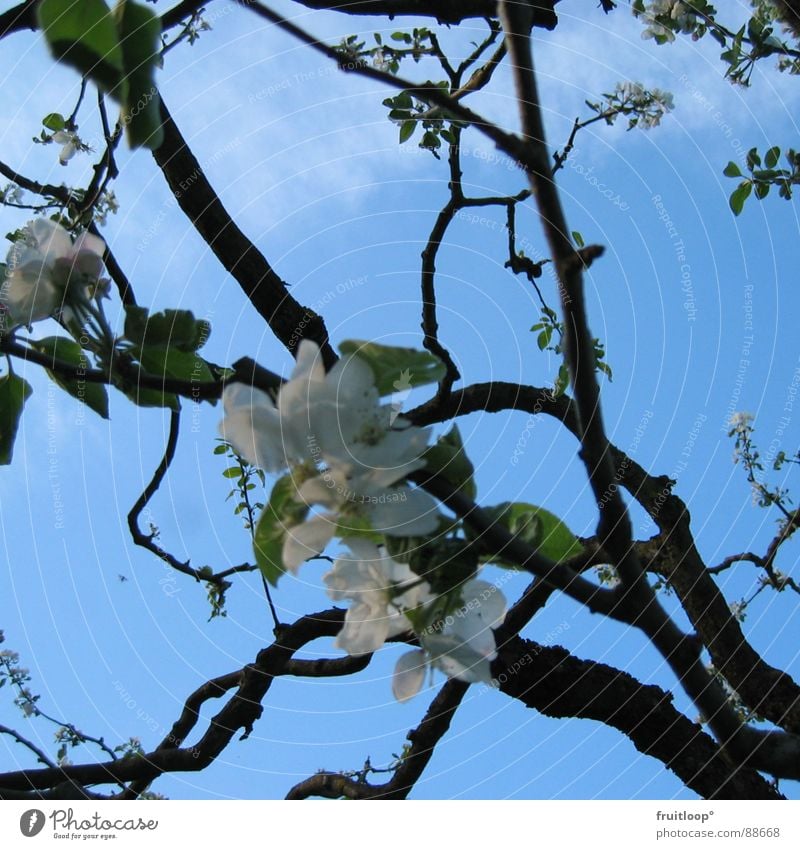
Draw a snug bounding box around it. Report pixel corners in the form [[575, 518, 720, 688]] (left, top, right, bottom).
[[0, 372, 32, 465], [124, 306, 210, 352], [420, 130, 441, 151], [554, 362, 570, 397], [422, 425, 476, 500], [765, 146, 781, 168], [114, 378, 179, 410], [571, 230, 585, 248], [399, 119, 416, 144], [596, 359, 613, 380], [139, 346, 213, 384], [473, 502, 583, 568], [729, 181, 752, 215], [754, 181, 771, 199], [37, 0, 124, 93], [222, 466, 242, 479], [42, 112, 66, 131], [253, 475, 308, 586], [114, 0, 163, 150], [723, 161, 742, 178], [338, 340, 445, 396], [746, 147, 761, 170], [537, 327, 553, 351], [30, 336, 109, 419]]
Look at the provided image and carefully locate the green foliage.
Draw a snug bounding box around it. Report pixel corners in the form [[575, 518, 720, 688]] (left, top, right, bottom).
[[0, 370, 32, 465], [37, 0, 124, 91], [473, 502, 583, 567], [253, 475, 308, 586], [422, 425, 477, 500], [633, 0, 796, 87], [37, 0, 163, 150], [338, 27, 434, 76], [585, 80, 674, 130], [116, 306, 215, 410], [123, 306, 210, 352], [408, 537, 478, 596], [725, 147, 800, 214], [339, 339, 445, 396], [42, 112, 66, 132], [382, 82, 461, 158], [30, 336, 109, 419], [114, 0, 164, 149]]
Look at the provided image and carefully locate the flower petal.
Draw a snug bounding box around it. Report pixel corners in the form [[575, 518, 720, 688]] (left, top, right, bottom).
[[335, 602, 390, 655], [281, 514, 336, 573], [28, 219, 71, 259], [71, 230, 105, 259], [368, 487, 440, 536], [424, 634, 493, 684], [392, 650, 427, 702], [461, 579, 508, 630]]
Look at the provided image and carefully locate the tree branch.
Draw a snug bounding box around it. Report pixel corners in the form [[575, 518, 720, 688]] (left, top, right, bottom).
[[151, 96, 336, 367], [493, 635, 784, 800], [286, 679, 468, 798]]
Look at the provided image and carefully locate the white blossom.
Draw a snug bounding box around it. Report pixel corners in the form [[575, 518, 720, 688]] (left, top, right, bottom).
[[52, 129, 80, 165], [281, 461, 439, 572], [392, 579, 508, 702], [728, 411, 754, 431], [219, 340, 327, 473], [1, 218, 106, 330], [324, 539, 431, 656], [220, 339, 439, 571]]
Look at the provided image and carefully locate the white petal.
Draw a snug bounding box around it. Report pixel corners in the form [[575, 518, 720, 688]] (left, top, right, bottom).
[[449, 611, 497, 661], [392, 651, 427, 702], [341, 537, 383, 563], [425, 634, 493, 684], [59, 142, 77, 164], [461, 580, 508, 629], [368, 488, 440, 536], [335, 602, 390, 655], [297, 473, 343, 509], [281, 514, 336, 572], [324, 546, 381, 600], [325, 353, 378, 408], [219, 406, 285, 472], [28, 219, 71, 259], [71, 231, 105, 259], [2, 268, 59, 326], [291, 339, 325, 383]]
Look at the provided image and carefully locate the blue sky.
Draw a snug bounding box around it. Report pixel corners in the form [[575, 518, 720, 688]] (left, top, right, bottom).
[[1, 0, 799, 799]]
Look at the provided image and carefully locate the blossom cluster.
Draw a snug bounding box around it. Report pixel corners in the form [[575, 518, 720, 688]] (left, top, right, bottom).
[[1, 218, 107, 331], [220, 341, 440, 569], [326, 538, 507, 701], [637, 1, 695, 42], [220, 340, 507, 699]]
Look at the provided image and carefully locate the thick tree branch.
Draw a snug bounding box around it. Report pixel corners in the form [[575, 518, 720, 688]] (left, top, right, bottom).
[[410, 379, 800, 737], [151, 96, 336, 366], [0, 610, 347, 792], [493, 636, 784, 800], [287, 1, 558, 27]]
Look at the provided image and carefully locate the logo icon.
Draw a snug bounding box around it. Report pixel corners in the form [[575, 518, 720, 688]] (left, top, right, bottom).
[[389, 369, 413, 424], [19, 810, 45, 837]]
